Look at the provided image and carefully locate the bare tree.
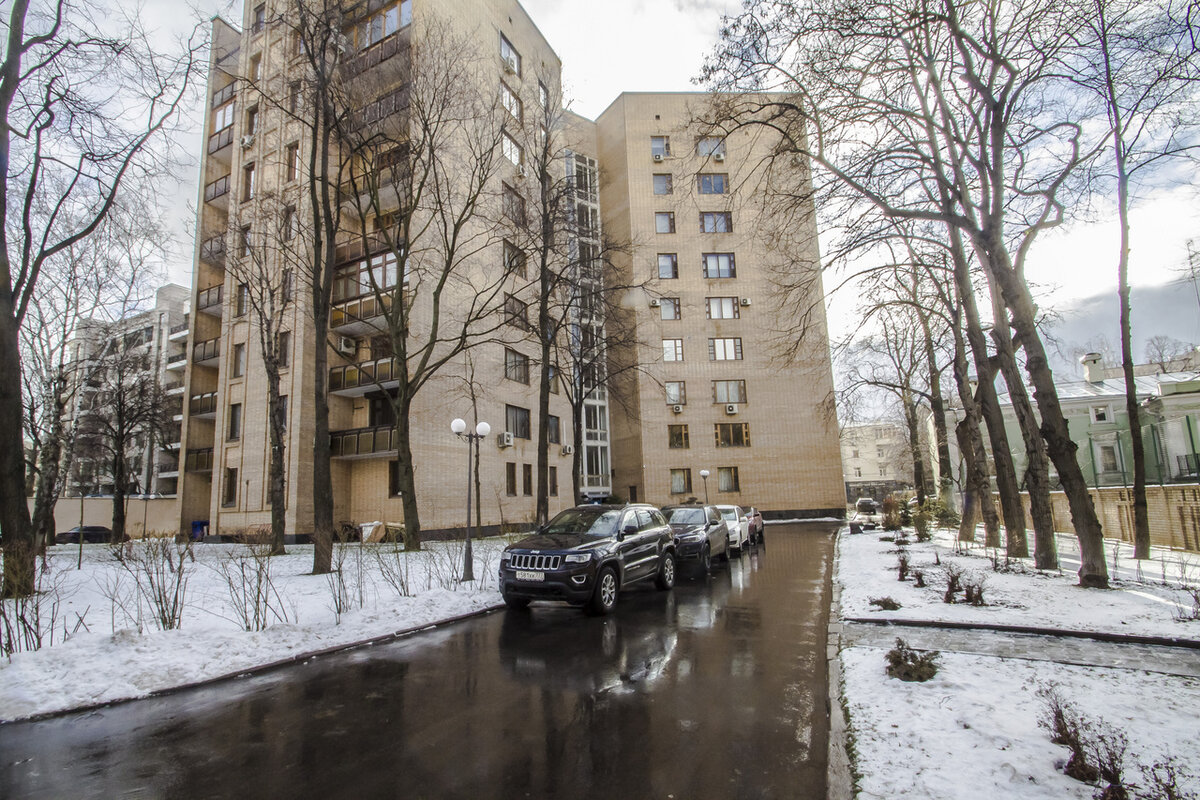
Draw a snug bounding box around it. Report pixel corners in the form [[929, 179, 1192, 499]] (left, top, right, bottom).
[[1144, 335, 1194, 371], [0, 1, 199, 596]]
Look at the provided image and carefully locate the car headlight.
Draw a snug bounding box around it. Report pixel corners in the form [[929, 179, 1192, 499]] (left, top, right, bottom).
[[501, 551, 512, 561], [563, 553, 591, 564]]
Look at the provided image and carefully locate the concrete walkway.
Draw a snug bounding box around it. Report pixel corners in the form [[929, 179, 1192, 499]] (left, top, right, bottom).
[[842, 619, 1200, 678]]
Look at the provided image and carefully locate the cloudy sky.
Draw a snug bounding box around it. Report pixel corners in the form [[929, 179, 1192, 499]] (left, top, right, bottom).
[[145, 0, 1199, 341]]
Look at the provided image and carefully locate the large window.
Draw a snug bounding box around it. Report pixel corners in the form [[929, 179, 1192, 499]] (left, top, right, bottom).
[[718, 466, 740, 492], [503, 183, 525, 223], [668, 424, 689, 449], [709, 337, 743, 361], [663, 339, 684, 362], [242, 162, 256, 202], [506, 404, 531, 439], [713, 379, 747, 404], [352, 1, 411, 50], [652, 174, 673, 195], [702, 252, 736, 278], [706, 297, 740, 319], [523, 463, 533, 496], [506, 462, 517, 496], [232, 343, 247, 377], [700, 212, 732, 233], [504, 293, 528, 327], [660, 297, 680, 320], [503, 240, 526, 277], [332, 251, 402, 302], [670, 468, 693, 494], [223, 467, 239, 506], [502, 131, 523, 165], [285, 142, 300, 182], [655, 212, 676, 234], [214, 101, 235, 131], [228, 403, 243, 441], [697, 173, 728, 194], [665, 381, 686, 405], [658, 253, 678, 279], [548, 415, 561, 444], [650, 136, 671, 158], [696, 137, 725, 157], [501, 82, 522, 122], [500, 33, 522, 75], [714, 422, 751, 447], [504, 348, 529, 384]]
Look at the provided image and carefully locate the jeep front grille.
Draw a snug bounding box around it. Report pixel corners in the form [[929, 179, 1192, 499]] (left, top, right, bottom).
[[510, 553, 562, 571]]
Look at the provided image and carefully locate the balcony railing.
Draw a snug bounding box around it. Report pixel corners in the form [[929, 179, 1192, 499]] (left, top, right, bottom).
[[169, 320, 189, 337], [186, 448, 214, 472], [197, 284, 223, 311], [330, 425, 398, 458], [333, 231, 391, 265], [331, 292, 393, 330], [189, 392, 218, 416], [342, 31, 408, 79], [1178, 453, 1200, 478], [212, 82, 235, 108], [166, 351, 187, 366], [200, 235, 227, 264], [204, 174, 231, 203], [207, 126, 233, 154], [329, 356, 400, 393], [193, 338, 220, 363]]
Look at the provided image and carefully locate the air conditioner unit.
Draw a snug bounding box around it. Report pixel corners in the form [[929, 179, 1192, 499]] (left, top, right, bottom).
[[713, 152, 726, 162], [725, 403, 739, 415], [503, 57, 517, 74], [672, 404, 683, 414], [240, 134, 255, 148], [561, 444, 574, 456], [652, 153, 664, 163], [648, 298, 661, 308], [497, 431, 514, 448], [739, 297, 752, 307], [336, 336, 357, 356]]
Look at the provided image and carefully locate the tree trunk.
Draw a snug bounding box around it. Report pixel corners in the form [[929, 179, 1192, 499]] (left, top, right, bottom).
[[395, 403, 422, 550], [0, 294, 35, 597], [535, 322, 552, 527], [31, 387, 67, 552], [920, 314, 954, 501], [267, 375, 287, 556], [903, 393, 927, 504], [111, 453, 128, 542]]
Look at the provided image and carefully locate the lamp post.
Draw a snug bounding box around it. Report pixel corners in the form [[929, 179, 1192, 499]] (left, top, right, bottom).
[[699, 469, 711, 504], [451, 417, 491, 582]]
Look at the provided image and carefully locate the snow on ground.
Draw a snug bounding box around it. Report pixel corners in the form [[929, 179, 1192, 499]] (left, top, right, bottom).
[[0, 537, 516, 722], [838, 528, 1200, 640]]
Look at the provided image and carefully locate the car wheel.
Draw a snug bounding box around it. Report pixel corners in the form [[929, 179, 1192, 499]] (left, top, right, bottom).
[[697, 544, 712, 576], [587, 567, 619, 615], [503, 595, 530, 611], [655, 551, 676, 590]]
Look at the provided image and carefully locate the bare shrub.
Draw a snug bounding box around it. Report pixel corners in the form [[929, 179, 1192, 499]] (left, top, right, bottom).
[[214, 544, 293, 632], [426, 539, 467, 591], [1093, 722, 1130, 800], [912, 568, 926, 588], [869, 597, 901, 611], [897, 551, 910, 582], [1140, 757, 1198, 800], [943, 562, 965, 604], [881, 496, 902, 530], [116, 538, 192, 631], [1037, 684, 1099, 784], [1173, 585, 1200, 622], [97, 570, 143, 634], [327, 544, 351, 623], [884, 638, 939, 682], [371, 542, 413, 598], [962, 572, 987, 606], [0, 561, 69, 656]]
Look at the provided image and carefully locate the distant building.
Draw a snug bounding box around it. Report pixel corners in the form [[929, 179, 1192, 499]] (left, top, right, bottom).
[[841, 423, 912, 502]]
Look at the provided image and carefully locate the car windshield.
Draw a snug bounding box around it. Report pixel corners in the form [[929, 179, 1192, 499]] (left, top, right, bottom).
[[542, 508, 623, 538], [719, 508, 737, 521], [665, 507, 706, 525]]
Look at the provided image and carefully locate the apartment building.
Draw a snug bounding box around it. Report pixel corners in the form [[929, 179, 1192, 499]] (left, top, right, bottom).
[[840, 423, 913, 503], [175, 2, 842, 539], [68, 283, 191, 499]]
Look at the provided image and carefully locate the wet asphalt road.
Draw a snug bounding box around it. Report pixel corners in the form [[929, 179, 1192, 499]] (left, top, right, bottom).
[[0, 522, 837, 800]]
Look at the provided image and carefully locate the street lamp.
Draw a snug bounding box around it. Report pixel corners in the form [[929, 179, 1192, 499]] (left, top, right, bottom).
[[451, 417, 491, 582], [699, 469, 711, 504]]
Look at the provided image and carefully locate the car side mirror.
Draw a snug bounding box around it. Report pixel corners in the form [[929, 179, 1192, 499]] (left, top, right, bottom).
[[620, 524, 637, 540]]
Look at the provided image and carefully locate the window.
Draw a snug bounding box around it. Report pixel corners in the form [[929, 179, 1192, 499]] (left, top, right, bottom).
[[276, 395, 289, 429], [281, 206, 297, 241], [388, 461, 403, 497], [713, 380, 747, 404], [668, 424, 689, 449], [1098, 443, 1120, 473], [663, 339, 684, 362], [539, 80, 549, 107], [709, 337, 743, 361], [354, 1, 410, 50], [214, 101, 235, 136], [549, 465, 558, 497], [702, 252, 736, 278], [700, 212, 732, 233], [238, 224, 253, 257], [697, 137, 725, 157], [655, 212, 675, 233], [660, 297, 680, 320], [851, 448, 860, 459], [232, 343, 247, 377], [503, 240, 526, 277], [285, 142, 300, 181], [657, 253, 678, 279], [548, 364, 560, 394], [706, 297, 740, 319], [223, 467, 239, 506], [500, 33, 521, 75], [715, 422, 751, 447], [245, 105, 259, 135], [502, 131, 523, 165], [242, 162, 256, 201], [504, 348, 530, 384], [650, 136, 671, 158], [251, 4, 265, 33], [1092, 405, 1111, 423], [854, 467, 862, 478], [228, 403, 243, 440], [503, 183, 525, 223], [501, 82, 522, 122], [278, 331, 291, 368], [876, 446, 885, 458], [698, 173, 728, 194], [670, 468, 692, 494], [665, 381, 686, 405], [504, 293, 528, 327], [718, 466, 740, 492], [506, 404, 531, 439], [522, 463, 533, 496], [506, 462, 517, 496], [652, 174, 673, 195], [236, 283, 249, 316], [548, 415, 561, 444], [288, 81, 300, 114], [249, 53, 262, 82]]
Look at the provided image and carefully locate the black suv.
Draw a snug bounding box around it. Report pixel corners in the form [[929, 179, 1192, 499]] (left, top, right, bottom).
[[499, 504, 676, 615]]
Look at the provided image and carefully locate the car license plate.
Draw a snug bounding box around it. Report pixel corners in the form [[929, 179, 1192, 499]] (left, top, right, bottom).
[[515, 570, 545, 582]]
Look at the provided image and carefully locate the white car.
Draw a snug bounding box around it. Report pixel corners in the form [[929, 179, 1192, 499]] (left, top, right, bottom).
[[716, 504, 750, 554]]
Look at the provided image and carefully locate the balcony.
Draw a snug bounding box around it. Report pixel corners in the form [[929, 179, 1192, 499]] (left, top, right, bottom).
[[330, 292, 394, 336], [193, 337, 220, 365], [200, 234, 227, 265], [330, 425, 398, 459], [207, 126, 234, 164], [341, 29, 411, 81], [196, 284, 223, 316], [185, 448, 214, 473], [189, 391, 218, 418], [169, 318, 190, 341], [204, 174, 231, 210], [166, 351, 188, 371], [162, 380, 185, 395], [212, 82, 235, 109], [329, 355, 401, 396]]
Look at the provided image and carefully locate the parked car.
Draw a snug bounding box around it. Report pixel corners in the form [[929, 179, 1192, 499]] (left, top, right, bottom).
[[744, 507, 764, 543], [498, 504, 676, 615], [715, 504, 750, 554], [661, 504, 730, 575], [54, 525, 115, 544]]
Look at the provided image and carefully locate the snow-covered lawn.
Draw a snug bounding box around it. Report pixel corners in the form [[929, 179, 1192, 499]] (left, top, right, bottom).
[[0, 537, 514, 722], [837, 527, 1200, 799]]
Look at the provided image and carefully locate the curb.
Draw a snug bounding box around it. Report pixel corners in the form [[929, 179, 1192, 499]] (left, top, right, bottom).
[[827, 528, 854, 800], [2, 603, 507, 726], [842, 617, 1200, 651]]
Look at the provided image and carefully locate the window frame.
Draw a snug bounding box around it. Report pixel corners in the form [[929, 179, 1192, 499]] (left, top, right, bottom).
[[227, 402, 243, 441], [705, 296, 740, 319], [700, 211, 732, 233], [708, 337, 744, 361], [500, 33, 522, 75], [662, 338, 684, 362], [670, 468, 693, 495], [697, 173, 728, 194], [657, 253, 679, 279], [665, 381, 686, 405], [714, 422, 751, 448], [650, 136, 671, 158], [660, 297, 681, 320], [505, 404, 531, 439], [702, 252, 736, 279], [655, 212, 676, 234], [668, 424, 690, 449], [712, 379, 747, 404], [652, 173, 673, 195], [504, 347, 530, 385], [717, 466, 740, 493]]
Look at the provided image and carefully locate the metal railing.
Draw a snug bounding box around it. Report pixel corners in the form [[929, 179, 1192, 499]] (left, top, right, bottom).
[[169, 321, 189, 336], [212, 82, 235, 108], [204, 174, 231, 203], [197, 284, 223, 310], [189, 392, 218, 416], [329, 356, 400, 392], [193, 338, 220, 362], [331, 293, 393, 329], [166, 351, 187, 365], [200, 235, 227, 263], [185, 448, 214, 472], [330, 424, 398, 458], [207, 127, 233, 154]]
